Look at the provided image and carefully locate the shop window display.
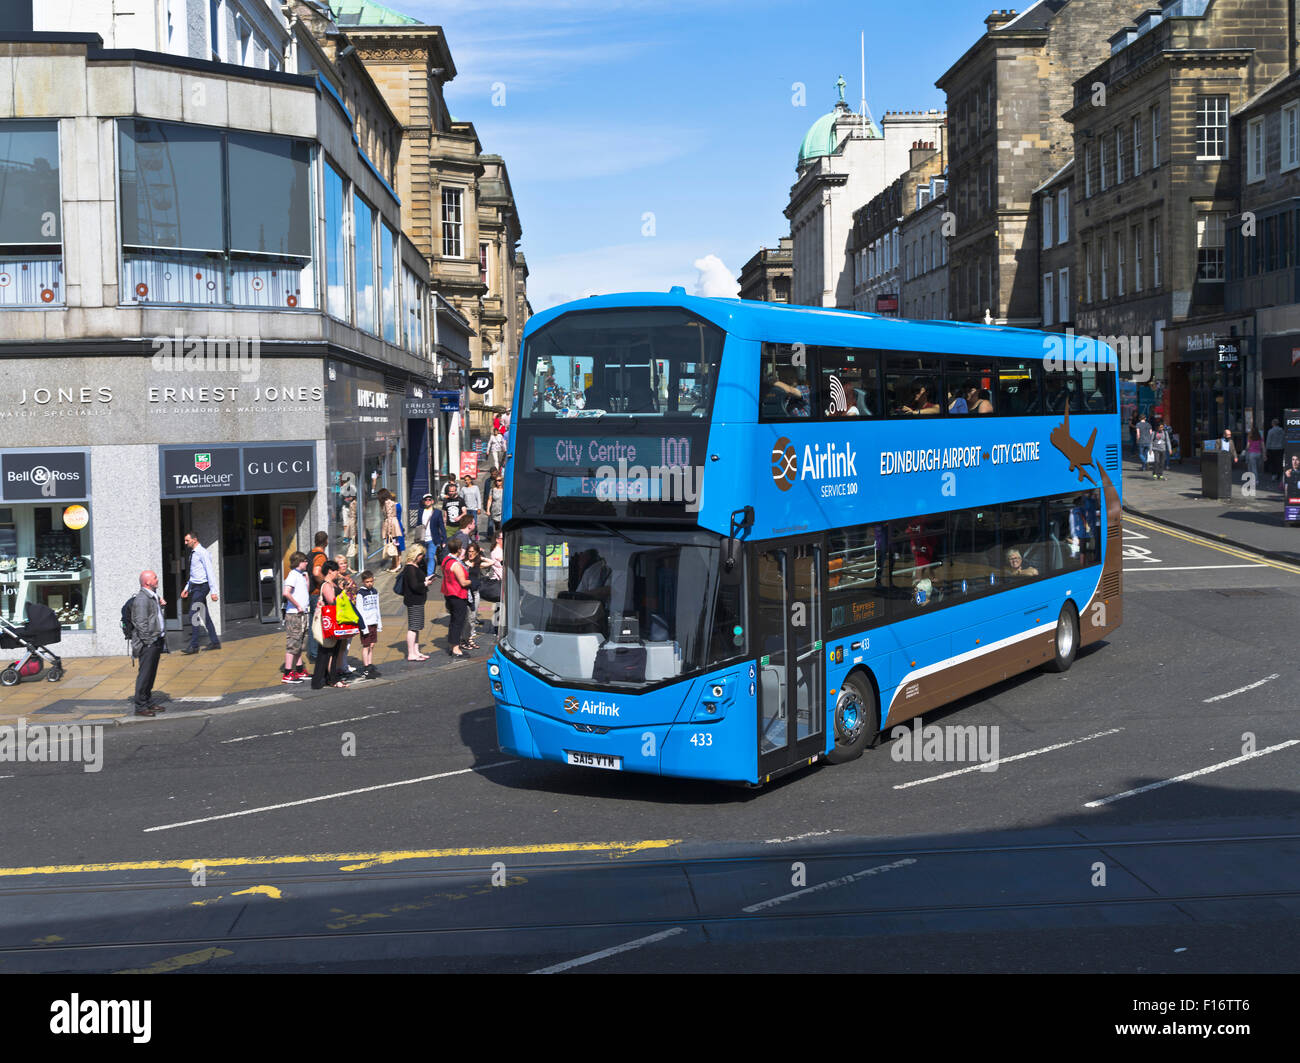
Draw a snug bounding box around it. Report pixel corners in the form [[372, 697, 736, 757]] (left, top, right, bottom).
[[0, 504, 93, 630]]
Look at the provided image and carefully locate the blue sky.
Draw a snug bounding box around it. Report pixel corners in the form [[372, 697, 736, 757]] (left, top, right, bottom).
[[392, 0, 998, 310]]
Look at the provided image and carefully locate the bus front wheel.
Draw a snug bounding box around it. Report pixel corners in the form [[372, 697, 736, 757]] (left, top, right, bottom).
[[828, 673, 875, 764], [1044, 603, 1079, 673]]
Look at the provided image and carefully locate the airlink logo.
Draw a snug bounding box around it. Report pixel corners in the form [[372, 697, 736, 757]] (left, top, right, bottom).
[[771, 437, 797, 491], [772, 439, 859, 498], [564, 696, 621, 717]]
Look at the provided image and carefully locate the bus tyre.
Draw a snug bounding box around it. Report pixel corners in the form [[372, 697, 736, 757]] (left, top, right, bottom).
[[1044, 603, 1079, 673], [828, 673, 874, 764]]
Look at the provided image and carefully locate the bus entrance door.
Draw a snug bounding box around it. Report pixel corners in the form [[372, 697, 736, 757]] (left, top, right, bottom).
[[755, 539, 826, 779]]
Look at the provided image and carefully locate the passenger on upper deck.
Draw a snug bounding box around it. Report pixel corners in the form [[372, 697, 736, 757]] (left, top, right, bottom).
[[899, 381, 940, 416], [763, 366, 811, 417]]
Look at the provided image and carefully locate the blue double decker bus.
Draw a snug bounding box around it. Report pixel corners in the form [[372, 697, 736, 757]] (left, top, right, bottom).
[[487, 292, 1123, 785]]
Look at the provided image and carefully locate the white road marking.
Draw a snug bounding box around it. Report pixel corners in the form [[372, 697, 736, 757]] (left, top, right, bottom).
[[1123, 563, 1268, 572], [235, 693, 295, 707], [764, 829, 843, 844], [741, 857, 916, 913], [1084, 741, 1300, 808], [222, 710, 401, 744], [531, 927, 687, 974], [174, 696, 223, 703], [1121, 544, 1161, 564], [1121, 528, 1149, 540], [893, 728, 1124, 789], [143, 760, 515, 832], [1203, 674, 1281, 704]]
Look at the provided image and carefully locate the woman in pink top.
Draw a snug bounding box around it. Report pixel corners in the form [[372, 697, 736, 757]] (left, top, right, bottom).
[[1247, 427, 1264, 484]]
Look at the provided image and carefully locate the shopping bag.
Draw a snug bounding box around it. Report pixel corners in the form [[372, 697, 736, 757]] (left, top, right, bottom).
[[335, 590, 362, 627], [320, 601, 359, 640]]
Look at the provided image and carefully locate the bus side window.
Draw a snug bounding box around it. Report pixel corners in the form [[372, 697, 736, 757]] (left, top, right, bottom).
[[759, 342, 814, 420], [945, 357, 996, 415], [818, 347, 879, 419], [947, 509, 998, 595], [996, 359, 1041, 416], [827, 525, 887, 630], [888, 515, 947, 612], [1001, 501, 1049, 577], [884, 353, 942, 416]]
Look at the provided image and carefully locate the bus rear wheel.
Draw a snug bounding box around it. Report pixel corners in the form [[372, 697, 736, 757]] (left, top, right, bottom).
[[828, 673, 874, 764], [1044, 603, 1079, 673]]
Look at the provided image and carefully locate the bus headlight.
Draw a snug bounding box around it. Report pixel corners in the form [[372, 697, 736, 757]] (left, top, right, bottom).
[[489, 663, 501, 677]]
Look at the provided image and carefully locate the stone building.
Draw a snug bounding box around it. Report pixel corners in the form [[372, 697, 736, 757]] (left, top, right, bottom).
[[1067, 0, 1294, 445], [1228, 66, 1300, 431], [850, 138, 947, 315], [737, 237, 793, 302], [1031, 159, 1075, 331], [899, 174, 951, 320], [0, 0, 441, 654], [324, 0, 531, 457], [785, 79, 945, 308], [937, 1, 1155, 326]]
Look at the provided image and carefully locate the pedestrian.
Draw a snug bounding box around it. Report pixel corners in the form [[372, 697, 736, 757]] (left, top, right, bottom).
[[488, 428, 506, 472], [334, 554, 360, 680], [130, 569, 168, 716], [1246, 427, 1264, 485], [461, 474, 482, 541], [1150, 419, 1171, 480], [306, 531, 329, 661], [1221, 428, 1239, 466], [398, 543, 434, 660], [410, 491, 446, 575], [378, 487, 401, 571], [179, 531, 220, 654], [441, 534, 472, 657], [463, 540, 484, 650], [355, 569, 383, 679], [487, 473, 503, 540], [442, 479, 469, 537], [1266, 418, 1285, 484], [1135, 413, 1152, 472], [281, 551, 310, 684], [311, 560, 348, 689]]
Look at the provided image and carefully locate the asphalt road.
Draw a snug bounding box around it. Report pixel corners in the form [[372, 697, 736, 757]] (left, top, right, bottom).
[[2, 517, 1297, 974]]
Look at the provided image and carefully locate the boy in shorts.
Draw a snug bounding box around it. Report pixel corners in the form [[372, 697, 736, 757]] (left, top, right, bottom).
[[356, 569, 383, 679], [282, 551, 311, 683]]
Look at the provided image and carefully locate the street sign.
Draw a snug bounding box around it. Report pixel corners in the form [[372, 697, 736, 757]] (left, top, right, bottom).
[[469, 371, 494, 394]]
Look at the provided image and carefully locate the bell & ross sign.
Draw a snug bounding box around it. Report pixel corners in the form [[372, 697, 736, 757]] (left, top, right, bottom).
[[160, 441, 316, 497], [0, 450, 89, 501]]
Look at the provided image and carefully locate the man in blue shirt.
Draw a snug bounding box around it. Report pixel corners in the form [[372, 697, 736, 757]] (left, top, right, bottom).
[[181, 531, 221, 653]]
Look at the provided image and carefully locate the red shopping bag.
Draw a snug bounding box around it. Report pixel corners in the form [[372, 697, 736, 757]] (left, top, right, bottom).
[[320, 601, 360, 639]]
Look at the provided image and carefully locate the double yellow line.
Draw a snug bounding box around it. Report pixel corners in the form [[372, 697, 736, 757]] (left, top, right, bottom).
[[1124, 513, 1300, 575]]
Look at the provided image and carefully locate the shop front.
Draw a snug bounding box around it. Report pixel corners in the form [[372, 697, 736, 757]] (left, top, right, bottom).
[[325, 364, 407, 569], [1261, 334, 1300, 429], [1164, 329, 1249, 450]]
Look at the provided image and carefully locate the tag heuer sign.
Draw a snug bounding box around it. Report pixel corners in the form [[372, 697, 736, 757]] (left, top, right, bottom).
[[469, 371, 494, 394], [194, 453, 212, 471]]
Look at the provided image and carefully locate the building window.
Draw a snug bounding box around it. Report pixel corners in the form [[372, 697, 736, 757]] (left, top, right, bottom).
[[353, 192, 376, 333], [480, 241, 490, 287], [1196, 211, 1226, 281], [1151, 103, 1161, 166], [1084, 144, 1092, 198], [0, 120, 63, 307], [323, 160, 349, 322], [1246, 116, 1265, 182], [1132, 116, 1142, 174], [380, 221, 397, 343], [1101, 238, 1109, 300], [1100, 136, 1109, 192], [1117, 235, 1125, 297], [1057, 267, 1069, 324], [118, 120, 314, 309], [1042, 196, 1053, 249], [1083, 242, 1092, 303], [209, 0, 223, 61], [1152, 220, 1161, 288], [1196, 96, 1229, 160], [1283, 102, 1299, 173], [1115, 127, 1125, 183], [1133, 226, 1143, 293], [1057, 187, 1069, 244], [1042, 273, 1054, 328], [0, 496, 95, 632], [441, 187, 463, 258]]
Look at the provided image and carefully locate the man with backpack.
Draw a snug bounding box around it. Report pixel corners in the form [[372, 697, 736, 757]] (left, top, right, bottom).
[[127, 570, 168, 717]]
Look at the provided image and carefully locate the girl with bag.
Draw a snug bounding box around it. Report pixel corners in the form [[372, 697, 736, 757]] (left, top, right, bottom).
[[311, 561, 349, 689], [463, 541, 485, 650], [400, 543, 434, 660], [441, 535, 473, 657]]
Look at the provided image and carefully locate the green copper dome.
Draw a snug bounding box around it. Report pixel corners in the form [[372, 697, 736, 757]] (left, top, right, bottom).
[[798, 110, 840, 165], [332, 1, 419, 26]]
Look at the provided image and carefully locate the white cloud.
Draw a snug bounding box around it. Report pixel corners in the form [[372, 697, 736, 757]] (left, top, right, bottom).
[[692, 254, 740, 298]]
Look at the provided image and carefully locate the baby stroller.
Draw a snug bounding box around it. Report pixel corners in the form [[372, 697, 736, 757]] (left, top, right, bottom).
[[0, 602, 64, 686]]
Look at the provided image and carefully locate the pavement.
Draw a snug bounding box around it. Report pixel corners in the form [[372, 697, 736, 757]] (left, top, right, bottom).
[[0, 571, 493, 726], [1119, 451, 1300, 564]]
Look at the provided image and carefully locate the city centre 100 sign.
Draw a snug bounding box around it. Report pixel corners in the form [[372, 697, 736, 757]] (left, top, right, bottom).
[[532, 435, 693, 469]]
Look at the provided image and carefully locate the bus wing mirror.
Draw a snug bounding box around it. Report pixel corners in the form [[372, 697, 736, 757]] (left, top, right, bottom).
[[724, 506, 754, 571]]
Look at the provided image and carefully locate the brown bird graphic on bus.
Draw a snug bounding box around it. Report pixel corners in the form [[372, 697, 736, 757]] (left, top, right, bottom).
[[1050, 406, 1098, 485]]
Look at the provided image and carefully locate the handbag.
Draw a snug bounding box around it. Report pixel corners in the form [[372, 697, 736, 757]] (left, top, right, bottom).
[[319, 599, 360, 640], [311, 609, 337, 648], [346, 539, 357, 559], [384, 541, 399, 559], [479, 576, 501, 603], [335, 589, 361, 628]]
